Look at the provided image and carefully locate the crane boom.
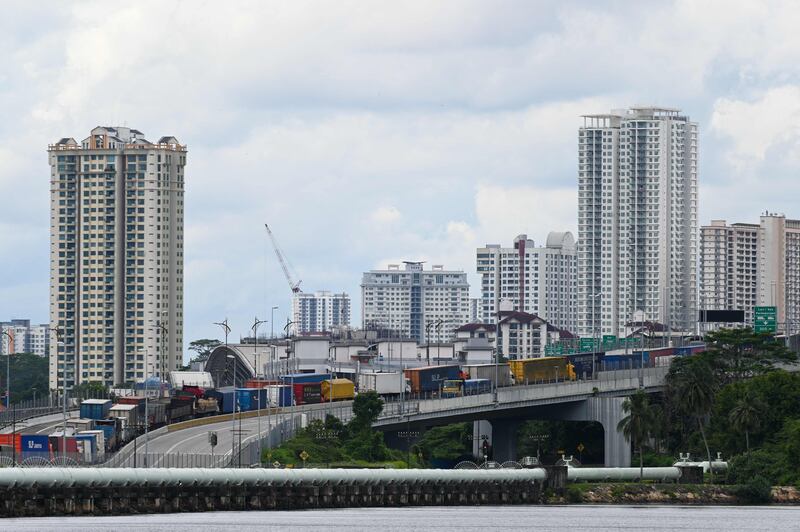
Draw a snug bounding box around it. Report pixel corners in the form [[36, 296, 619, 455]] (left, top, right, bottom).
[[265, 223, 302, 293]]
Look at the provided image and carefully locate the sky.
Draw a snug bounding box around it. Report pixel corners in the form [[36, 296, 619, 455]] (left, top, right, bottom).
[[2, 0, 800, 360]]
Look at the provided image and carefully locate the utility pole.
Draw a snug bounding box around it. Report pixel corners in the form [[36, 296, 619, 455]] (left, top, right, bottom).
[[252, 317, 267, 463], [215, 319, 233, 465]]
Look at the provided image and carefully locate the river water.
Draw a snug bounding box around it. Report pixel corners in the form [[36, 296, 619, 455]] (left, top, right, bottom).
[[2, 505, 798, 531]]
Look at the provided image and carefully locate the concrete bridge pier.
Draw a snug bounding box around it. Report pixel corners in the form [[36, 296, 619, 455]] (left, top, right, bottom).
[[562, 396, 630, 467], [489, 419, 520, 464]]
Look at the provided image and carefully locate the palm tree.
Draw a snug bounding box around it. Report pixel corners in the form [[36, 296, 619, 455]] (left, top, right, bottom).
[[728, 391, 765, 453], [672, 358, 716, 478], [618, 390, 655, 481]]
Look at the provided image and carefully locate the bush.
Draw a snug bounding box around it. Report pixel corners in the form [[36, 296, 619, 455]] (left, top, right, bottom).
[[735, 475, 773, 504], [727, 450, 781, 485], [565, 486, 584, 503]]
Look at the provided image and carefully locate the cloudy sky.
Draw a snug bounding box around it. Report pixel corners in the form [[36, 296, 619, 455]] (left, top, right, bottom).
[[1, 1, 799, 358]]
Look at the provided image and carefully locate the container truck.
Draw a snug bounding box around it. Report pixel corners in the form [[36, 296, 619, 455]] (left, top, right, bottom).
[[508, 356, 576, 384], [441, 378, 492, 397], [78, 430, 106, 459], [357, 371, 406, 395], [462, 364, 512, 388], [265, 385, 294, 406], [404, 365, 461, 394], [320, 378, 355, 401], [292, 382, 322, 405], [566, 352, 605, 380], [66, 418, 95, 432]]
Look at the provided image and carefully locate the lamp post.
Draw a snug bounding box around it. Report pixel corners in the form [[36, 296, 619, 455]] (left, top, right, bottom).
[[435, 319, 444, 366], [52, 326, 66, 462], [144, 361, 154, 467], [425, 322, 434, 365], [214, 319, 233, 465], [1, 330, 14, 458], [252, 317, 267, 463], [590, 293, 601, 379]]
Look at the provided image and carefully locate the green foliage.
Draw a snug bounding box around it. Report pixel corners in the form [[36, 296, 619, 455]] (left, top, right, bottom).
[[642, 452, 676, 467], [565, 485, 584, 503], [727, 389, 766, 452], [734, 475, 773, 504], [72, 381, 109, 399], [0, 353, 49, 403], [703, 328, 796, 385], [187, 339, 221, 363], [415, 423, 472, 462], [727, 450, 782, 485], [350, 390, 383, 431], [517, 420, 605, 464], [618, 390, 658, 479]]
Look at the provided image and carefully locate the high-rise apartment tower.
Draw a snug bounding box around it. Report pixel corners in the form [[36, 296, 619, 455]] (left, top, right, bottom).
[[48, 126, 186, 390], [577, 107, 698, 338]]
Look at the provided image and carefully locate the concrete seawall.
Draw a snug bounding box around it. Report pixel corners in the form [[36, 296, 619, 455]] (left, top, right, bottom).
[[0, 468, 563, 517]]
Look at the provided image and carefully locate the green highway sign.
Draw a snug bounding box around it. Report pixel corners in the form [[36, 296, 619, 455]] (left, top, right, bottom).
[[579, 337, 599, 352], [754, 306, 777, 333]]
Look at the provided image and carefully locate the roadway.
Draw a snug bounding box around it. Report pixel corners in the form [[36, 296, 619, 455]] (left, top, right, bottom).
[[0, 411, 79, 435]]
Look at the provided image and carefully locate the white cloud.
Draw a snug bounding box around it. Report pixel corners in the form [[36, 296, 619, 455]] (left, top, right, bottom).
[[711, 86, 800, 167], [370, 206, 402, 224]]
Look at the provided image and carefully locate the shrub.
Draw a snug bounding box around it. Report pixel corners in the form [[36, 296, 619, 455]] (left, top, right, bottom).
[[566, 486, 584, 503], [735, 475, 773, 504], [727, 450, 780, 485]]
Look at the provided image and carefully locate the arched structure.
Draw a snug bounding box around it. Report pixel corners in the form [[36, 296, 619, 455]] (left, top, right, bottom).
[[204, 344, 258, 388]]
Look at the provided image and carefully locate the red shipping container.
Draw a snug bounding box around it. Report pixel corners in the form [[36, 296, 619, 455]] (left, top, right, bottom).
[[0, 433, 21, 451], [244, 379, 280, 389], [292, 382, 322, 405]]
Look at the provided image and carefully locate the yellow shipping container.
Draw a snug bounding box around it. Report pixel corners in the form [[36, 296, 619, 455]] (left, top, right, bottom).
[[320, 378, 355, 401], [508, 356, 575, 384]]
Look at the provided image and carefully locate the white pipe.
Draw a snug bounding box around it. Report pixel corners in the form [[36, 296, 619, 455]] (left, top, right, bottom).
[[0, 467, 548, 489], [567, 467, 682, 482], [673, 460, 728, 473]]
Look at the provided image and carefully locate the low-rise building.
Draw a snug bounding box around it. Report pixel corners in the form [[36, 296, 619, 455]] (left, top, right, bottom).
[[0, 320, 50, 357]]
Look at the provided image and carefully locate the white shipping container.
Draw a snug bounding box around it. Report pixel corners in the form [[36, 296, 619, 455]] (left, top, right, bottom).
[[79, 429, 106, 459], [358, 372, 405, 395], [462, 364, 512, 388]]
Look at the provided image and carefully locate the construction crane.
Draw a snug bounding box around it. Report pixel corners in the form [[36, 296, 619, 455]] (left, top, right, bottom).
[[264, 223, 302, 294]]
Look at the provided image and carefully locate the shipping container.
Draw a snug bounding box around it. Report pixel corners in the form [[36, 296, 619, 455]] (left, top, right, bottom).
[[404, 365, 462, 394], [180, 385, 206, 399], [117, 396, 147, 416], [94, 419, 118, 449], [357, 372, 405, 395], [0, 433, 21, 451], [79, 399, 112, 420], [195, 398, 219, 416], [78, 430, 106, 459], [320, 378, 355, 401], [292, 382, 321, 405], [265, 385, 294, 407], [166, 401, 193, 423], [508, 356, 576, 384], [20, 435, 50, 457], [109, 403, 139, 430], [463, 378, 491, 396], [462, 364, 512, 388], [205, 388, 236, 414], [603, 352, 649, 371], [280, 373, 333, 385], [235, 388, 269, 412], [243, 378, 280, 389], [66, 418, 95, 432], [566, 352, 605, 380], [48, 434, 79, 454], [74, 433, 97, 462]]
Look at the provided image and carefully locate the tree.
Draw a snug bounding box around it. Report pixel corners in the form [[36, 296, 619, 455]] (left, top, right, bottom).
[[704, 328, 797, 385], [350, 390, 383, 432], [71, 381, 108, 400], [618, 390, 657, 481], [728, 390, 765, 453], [187, 339, 221, 364], [0, 353, 48, 404], [667, 355, 717, 476]]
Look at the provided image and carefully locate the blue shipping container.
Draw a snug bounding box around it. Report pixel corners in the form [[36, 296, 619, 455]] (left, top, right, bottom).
[[567, 352, 606, 379], [463, 379, 491, 395], [20, 435, 50, 457], [280, 373, 333, 384], [80, 399, 112, 420], [74, 434, 97, 460]]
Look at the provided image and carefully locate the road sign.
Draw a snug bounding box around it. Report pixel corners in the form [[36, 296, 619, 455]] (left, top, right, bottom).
[[579, 338, 598, 352], [754, 306, 777, 333], [602, 335, 617, 347], [577, 443, 585, 453], [299, 450, 309, 462]]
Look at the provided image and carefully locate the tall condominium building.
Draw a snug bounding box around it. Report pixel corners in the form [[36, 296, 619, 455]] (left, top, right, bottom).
[[48, 126, 186, 390], [700, 213, 800, 331], [577, 107, 698, 338], [361, 262, 470, 343], [476, 232, 577, 332], [292, 291, 351, 334], [0, 320, 49, 357]]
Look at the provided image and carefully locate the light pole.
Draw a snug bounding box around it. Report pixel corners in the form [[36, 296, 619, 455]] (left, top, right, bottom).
[[435, 319, 444, 365], [215, 319, 233, 465], [252, 317, 267, 463], [52, 326, 66, 462], [425, 322, 434, 365], [144, 361, 154, 467], [155, 319, 169, 391], [590, 293, 601, 379], [1, 330, 14, 458]]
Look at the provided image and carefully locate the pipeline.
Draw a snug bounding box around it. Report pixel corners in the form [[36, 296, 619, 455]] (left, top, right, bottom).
[[567, 467, 682, 482], [674, 453, 728, 473], [0, 467, 548, 490]]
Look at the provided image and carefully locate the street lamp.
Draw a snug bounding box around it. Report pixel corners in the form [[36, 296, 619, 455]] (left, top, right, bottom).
[[144, 361, 155, 467], [51, 326, 66, 462], [425, 322, 434, 365], [435, 319, 444, 366], [252, 317, 267, 462], [590, 293, 601, 379], [1, 330, 14, 456]]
